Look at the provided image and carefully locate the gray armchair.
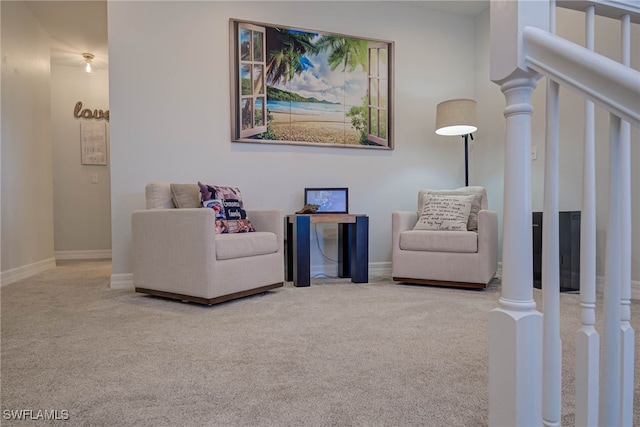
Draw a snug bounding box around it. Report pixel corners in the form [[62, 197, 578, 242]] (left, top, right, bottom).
[[132, 182, 284, 304], [391, 186, 498, 289]]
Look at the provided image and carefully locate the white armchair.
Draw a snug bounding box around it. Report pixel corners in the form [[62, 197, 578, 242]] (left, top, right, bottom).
[[132, 182, 284, 304], [391, 186, 498, 289]]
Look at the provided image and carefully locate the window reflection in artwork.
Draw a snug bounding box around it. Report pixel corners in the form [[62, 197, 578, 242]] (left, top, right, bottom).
[[367, 43, 388, 144], [238, 23, 267, 137]]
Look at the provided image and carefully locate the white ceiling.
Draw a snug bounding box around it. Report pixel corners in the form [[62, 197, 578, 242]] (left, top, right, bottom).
[[26, 0, 488, 72]]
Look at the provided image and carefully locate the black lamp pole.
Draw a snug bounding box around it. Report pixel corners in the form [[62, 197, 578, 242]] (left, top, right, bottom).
[[463, 133, 474, 186]]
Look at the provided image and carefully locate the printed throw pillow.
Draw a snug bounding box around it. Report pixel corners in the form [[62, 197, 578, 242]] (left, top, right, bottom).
[[198, 182, 255, 234], [414, 194, 475, 231], [422, 189, 483, 231]]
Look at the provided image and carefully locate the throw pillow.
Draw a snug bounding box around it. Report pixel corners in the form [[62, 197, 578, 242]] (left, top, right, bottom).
[[198, 182, 255, 234], [197, 181, 214, 203], [421, 189, 482, 231], [414, 194, 474, 231], [170, 183, 201, 208]]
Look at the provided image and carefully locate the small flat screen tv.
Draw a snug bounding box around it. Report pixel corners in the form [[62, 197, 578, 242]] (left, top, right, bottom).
[[304, 188, 349, 214]]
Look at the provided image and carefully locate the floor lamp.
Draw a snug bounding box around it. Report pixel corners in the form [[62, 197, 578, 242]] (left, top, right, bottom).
[[435, 99, 478, 186]]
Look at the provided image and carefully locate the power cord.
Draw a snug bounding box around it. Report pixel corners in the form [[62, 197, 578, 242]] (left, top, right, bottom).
[[313, 224, 338, 263], [312, 224, 339, 279]]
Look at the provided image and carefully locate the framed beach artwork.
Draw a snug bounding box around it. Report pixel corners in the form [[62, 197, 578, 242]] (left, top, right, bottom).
[[230, 19, 394, 150]]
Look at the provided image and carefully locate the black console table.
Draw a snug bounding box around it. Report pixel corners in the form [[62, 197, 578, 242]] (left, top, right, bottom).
[[285, 214, 369, 287]]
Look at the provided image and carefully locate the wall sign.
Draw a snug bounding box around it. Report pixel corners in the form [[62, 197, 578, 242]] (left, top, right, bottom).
[[81, 122, 107, 165], [74, 101, 109, 121]]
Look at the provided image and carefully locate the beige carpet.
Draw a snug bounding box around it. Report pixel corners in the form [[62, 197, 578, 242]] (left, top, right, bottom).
[[1, 260, 638, 426]]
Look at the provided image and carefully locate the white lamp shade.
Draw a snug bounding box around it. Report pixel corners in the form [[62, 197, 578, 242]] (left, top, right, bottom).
[[435, 98, 478, 136]]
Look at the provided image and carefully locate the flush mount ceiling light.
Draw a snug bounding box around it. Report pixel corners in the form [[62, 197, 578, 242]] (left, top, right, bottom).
[[82, 53, 95, 73]]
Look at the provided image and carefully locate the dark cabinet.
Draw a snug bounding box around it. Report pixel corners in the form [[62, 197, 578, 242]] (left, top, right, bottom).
[[532, 211, 581, 292]]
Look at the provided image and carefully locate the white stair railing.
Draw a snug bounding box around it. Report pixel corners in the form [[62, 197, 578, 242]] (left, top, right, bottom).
[[542, 6, 561, 426], [575, 6, 599, 426], [618, 13, 634, 427], [489, 1, 638, 425]]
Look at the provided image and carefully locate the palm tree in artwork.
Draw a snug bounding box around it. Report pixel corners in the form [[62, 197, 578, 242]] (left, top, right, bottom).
[[264, 29, 370, 87], [265, 28, 318, 86], [313, 35, 369, 72]]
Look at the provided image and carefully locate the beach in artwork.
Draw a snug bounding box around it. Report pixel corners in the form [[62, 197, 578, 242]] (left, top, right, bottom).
[[269, 112, 361, 144], [267, 100, 361, 144]]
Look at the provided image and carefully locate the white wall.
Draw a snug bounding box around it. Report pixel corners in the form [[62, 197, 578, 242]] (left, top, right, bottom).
[[108, 1, 479, 279], [473, 8, 506, 261], [0, 1, 56, 283], [51, 65, 111, 258]]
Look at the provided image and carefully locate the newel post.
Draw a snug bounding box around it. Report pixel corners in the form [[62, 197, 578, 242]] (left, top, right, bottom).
[[488, 1, 549, 425]]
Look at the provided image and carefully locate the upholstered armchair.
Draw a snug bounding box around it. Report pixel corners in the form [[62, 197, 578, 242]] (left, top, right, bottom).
[[391, 186, 498, 289], [132, 182, 284, 304]]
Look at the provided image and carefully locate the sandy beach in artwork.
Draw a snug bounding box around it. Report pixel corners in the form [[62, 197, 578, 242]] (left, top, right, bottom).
[[269, 111, 361, 144]]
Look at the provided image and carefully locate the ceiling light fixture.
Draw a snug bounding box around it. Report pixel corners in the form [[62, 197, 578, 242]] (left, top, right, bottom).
[[82, 53, 95, 73]]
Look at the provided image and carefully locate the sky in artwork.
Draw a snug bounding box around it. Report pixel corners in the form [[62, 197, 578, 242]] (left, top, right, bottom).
[[270, 36, 368, 107]]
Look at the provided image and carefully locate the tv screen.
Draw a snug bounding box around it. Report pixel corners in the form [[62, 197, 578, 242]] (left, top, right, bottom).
[[304, 188, 349, 214]]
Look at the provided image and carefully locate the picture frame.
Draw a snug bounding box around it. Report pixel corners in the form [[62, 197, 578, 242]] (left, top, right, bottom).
[[230, 19, 394, 150], [304, 188, 349, 214], [80, 121, 107, 165]]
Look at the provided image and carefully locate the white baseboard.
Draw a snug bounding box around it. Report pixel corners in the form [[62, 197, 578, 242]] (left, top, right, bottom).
[[111, 262, 639, 298], [309, 261, 392, 279], [369, 261, 392, 277], [55, 250, 112, 260], [110, 273, 134, 289], [0, 258, 57, 287]]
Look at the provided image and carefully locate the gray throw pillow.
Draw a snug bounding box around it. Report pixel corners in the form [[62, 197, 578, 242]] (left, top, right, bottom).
[[170, 183, 201, 208]]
